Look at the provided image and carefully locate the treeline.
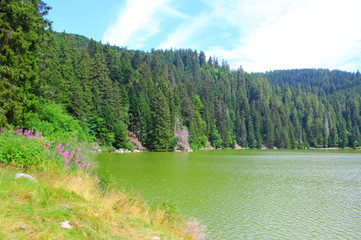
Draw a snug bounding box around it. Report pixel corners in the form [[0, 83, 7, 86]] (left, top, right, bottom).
[[37, 32, 361, 150], [1, 0, 360, 150]]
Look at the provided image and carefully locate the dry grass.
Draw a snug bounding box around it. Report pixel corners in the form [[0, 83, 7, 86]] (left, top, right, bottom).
[[184, 219, 208, 240]]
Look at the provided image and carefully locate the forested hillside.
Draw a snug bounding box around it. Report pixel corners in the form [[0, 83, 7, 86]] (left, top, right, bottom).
[[1, 0, 360, 150]]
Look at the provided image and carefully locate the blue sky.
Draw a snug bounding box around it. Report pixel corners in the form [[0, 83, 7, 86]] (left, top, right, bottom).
[[44, 0, 361, 72]]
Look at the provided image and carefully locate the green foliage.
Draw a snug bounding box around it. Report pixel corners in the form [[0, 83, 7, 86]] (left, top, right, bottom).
[[39, 33, 361, 151], [193, 95, 204, 114], [353, 141, 359, 149], [0, 129, 56, 169], [149, 88, 175, 151], [188, 112, 208, 150], [88, 115, 114, 145], [0, 0, 50, 126], [210, 125, 222, 149], [25, 102, 87, 143], [113, 122, 132, 150]]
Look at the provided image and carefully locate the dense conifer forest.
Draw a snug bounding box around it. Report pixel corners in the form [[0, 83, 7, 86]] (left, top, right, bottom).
[[1, 0, 361, 150]]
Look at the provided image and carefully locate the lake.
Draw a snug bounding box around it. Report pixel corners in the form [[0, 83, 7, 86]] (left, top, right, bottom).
[[95, 150, 361, 239]]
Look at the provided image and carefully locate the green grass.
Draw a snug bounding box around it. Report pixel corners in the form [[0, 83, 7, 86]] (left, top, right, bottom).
[[0, 167, 201, 239]]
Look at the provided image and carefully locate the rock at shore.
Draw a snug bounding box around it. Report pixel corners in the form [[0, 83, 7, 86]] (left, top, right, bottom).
[[15, 173, 37, 182], [174, 118, 192, 152]]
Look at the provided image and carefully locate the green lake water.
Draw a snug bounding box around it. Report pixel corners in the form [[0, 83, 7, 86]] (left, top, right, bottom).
[[95, 150, 361, 239]]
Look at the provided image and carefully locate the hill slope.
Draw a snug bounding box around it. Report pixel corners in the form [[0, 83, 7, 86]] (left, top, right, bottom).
[[1, 0, 360, 150]]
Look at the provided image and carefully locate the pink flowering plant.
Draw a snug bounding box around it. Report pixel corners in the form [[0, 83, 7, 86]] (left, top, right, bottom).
[[0, 128, 50, 169], [0, 127, 93, 172]]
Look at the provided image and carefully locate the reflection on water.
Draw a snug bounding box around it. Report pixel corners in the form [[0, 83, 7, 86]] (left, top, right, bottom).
[[96, 150, 361, 239]]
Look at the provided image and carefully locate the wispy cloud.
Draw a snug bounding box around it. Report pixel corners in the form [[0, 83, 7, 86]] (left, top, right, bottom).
[[157, 12, 211, 50], [203, 0, 361, 72], [160, 5, 190, 20], [102, 0, 169, 48], [103, 0, 361, 72]]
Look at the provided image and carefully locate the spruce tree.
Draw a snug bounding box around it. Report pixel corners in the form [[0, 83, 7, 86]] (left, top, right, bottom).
[[149, 88, 174, 151], [72, 48, 93, 125], [210, 125, 222, 149], [0, 0, 50, 125]]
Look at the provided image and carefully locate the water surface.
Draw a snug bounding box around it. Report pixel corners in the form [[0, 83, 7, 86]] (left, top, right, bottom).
[[95, 150, 361, 239]]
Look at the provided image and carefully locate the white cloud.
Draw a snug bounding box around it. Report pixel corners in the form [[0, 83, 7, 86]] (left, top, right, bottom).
[[157, 12, 211, 50], [203, 0, 361, 72], [103, 0, 361, 72], [160, 5, 189, 20], [102, 0, 168, 48]]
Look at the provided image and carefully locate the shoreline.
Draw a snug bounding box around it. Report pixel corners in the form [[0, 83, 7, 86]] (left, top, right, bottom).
[[108, 146, 360, 153]]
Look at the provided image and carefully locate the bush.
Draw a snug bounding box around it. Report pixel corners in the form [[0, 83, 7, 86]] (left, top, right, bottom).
[[0, 128, 93, 173], [0, 128, 55, 169], [24, 101, 88, 143]]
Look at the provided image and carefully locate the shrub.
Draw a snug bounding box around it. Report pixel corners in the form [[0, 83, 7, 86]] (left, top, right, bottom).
[[24, 101, 88, 143], [0, 128, 93, 172], [0, 128, 54, 169]]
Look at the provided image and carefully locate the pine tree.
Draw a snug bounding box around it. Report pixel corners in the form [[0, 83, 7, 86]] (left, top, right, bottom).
[[264, 113, 274, 148], [89, 51, 111, 114], [251, 101, 262, 148], [337, 115, 348, 148], [236, 115, 248, 147], [199, 51, 206, 67], [149, 88, 174, 151], [87, 39, 98, 58], [71, 48, 93, 125], [138, 93, 152, 146], [38, 30, 60, 99], [56, 33, 76, 110], [210, 125, 222, 149], [0, 0, 50, 125], [329, 127, 338, 147]]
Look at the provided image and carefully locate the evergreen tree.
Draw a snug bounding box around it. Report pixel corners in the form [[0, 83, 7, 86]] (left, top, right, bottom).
[[236, 115, 248, 147], [199, 51, 206, 67], [0, 0, 50, 125], [149, 88, 174, 151], [71, 48, 93, 125], [210, 125, 222, 149], [56, 32, 76, 110], [264, 112, 274, 148], [337, 115, 349, 148]]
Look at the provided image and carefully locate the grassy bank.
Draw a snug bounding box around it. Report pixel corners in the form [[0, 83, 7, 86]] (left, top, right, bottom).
[[0, 167, 203, 239], [0, 128, 206, 239]]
